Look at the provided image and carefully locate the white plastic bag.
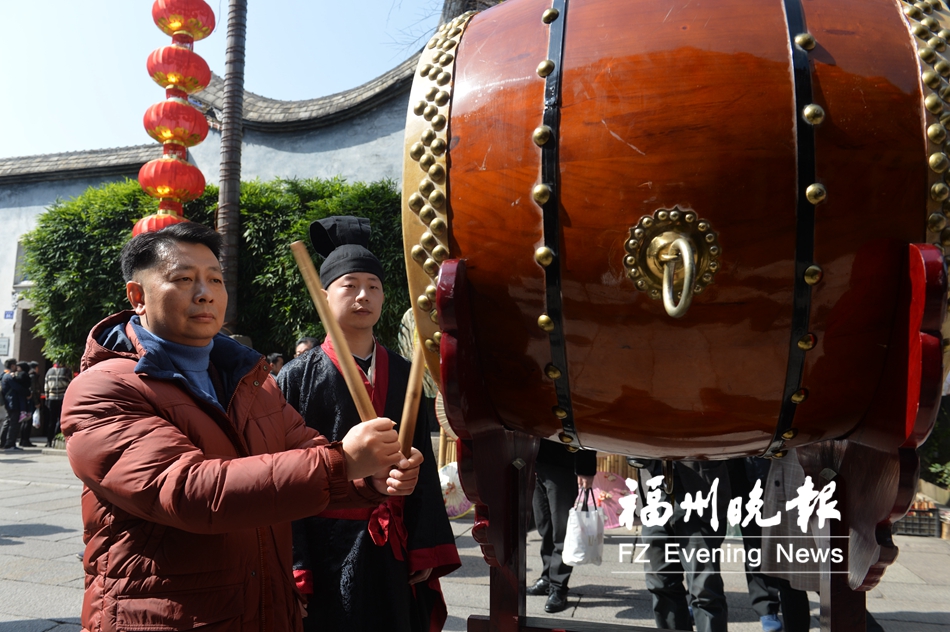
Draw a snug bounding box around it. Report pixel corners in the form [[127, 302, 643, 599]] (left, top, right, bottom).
[[32, 408, 41, 429], [562, 488, 604, 566]]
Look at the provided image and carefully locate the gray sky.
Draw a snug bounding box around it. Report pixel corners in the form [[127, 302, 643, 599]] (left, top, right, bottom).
[[0, 0, 442, 159]]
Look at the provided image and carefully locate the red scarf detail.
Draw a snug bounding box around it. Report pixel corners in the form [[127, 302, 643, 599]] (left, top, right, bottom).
[[320, 336, 407, 561]]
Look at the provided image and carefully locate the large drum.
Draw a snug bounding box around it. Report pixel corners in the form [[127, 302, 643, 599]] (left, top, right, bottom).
[[402, 0, 949, 459]]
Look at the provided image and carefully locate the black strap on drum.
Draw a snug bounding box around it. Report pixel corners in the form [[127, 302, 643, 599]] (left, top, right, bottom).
[[539, 0, 580, 447], [771, 0, 816, 456]]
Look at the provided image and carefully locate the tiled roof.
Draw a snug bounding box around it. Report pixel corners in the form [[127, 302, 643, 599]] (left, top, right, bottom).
[[192, 53, 420, 132], [0, 145, 162, 186]]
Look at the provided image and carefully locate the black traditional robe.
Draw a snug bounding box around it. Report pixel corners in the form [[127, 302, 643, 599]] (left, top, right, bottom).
[[278, 337, 460, 632]]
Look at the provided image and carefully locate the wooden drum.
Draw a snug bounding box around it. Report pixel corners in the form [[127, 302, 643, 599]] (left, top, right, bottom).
[[402, 0, 949, 459]]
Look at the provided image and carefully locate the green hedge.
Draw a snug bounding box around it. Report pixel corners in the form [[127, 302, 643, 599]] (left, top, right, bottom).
[[22, 177, 406, 366]]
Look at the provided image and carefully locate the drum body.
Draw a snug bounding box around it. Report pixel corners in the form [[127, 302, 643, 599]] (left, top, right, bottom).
[[402, 0, 947, 459]]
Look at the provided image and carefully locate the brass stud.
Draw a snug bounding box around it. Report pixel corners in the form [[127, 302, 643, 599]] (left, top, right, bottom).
[[425, 86, 439, 101], [535, 246, 555, 267], [448, 26, 462, 37], [419, 63, 434, 76], [933, 182, 950, 201], [429, 189, 446, 208], [423, 258, 439, 276], [424, 338, 439, 353], [941, 227, 950, 247], [684, 213, 696, 223], [430, 217, 447, 237], [941, 85, 950, 102], [439, 53, 454, 67], [429, 309, 439, 324], [802, 104, 825, 125], [790, 389, 809, 404], [420, 205, 437, 224], [670, 210, 680, 221], [432, 331, 442, 344], [804, 265, 823, 285], [643, 217, 655, 228], [923, 70, 941, 89], [417, 296, 433, 311], [636, 279, 647, 289], [533, 184, 552, 205], [782, 428, 799, 441], [545, 364, 562, 379], [930, 36, 947, 52], [421, 129, 436, 146], [625, 239, 637, 253], [697, 221, 708, 231], [434, 91, 450, 107], [937, 59, 950, 76], [931, 153, 950, 173], [411, 245, 426, 262], [418, 179, 435, 196], [431, 114, 447, 131], [408, 192, 425, 212], [542, 8, 560, 23], [703, 233, 715, 244], [657, 210, 669, 221], [432, 245, 450, 262], [436, 72, 452, 86], [805, 183, 827, 204], [797, 333, 816, 350], [537, 60, 556, 77], [425, 285, 437, 301], [928, 123, 948, 143], [557, 431, 573, 443], [440, 39, 457, 51], [427, 37, 439, 49], [428, 164, 446, 182], [905, 5, 924, 18], [538, 314, 555, 332], [915, 24, 932, 38], [925, 16, 940, 30], [710, 246, 720, 256], [918, 0, 934, 13], [929, 212, 948, 232], [420, 232, 437, 250], [553, 407, 568, 420], [941, 28, 950, 40], [413, 100, 427, 115], [533, 125, 553, 146], [419, 154, 436, 171], [772, 450, 788, 459], [409, 142, 425, 161], [794, 32, 816, 50], [430, 138, 447, 155], [920, 47, 938, 63], [423, 104, 438, 120], [942, 112, 950, 126]]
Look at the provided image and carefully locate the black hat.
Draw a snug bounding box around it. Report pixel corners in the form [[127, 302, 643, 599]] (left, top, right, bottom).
[[309, 216, 385, 288]]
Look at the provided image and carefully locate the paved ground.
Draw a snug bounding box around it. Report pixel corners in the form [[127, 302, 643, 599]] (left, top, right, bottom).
[[1, 448, 948, 631]]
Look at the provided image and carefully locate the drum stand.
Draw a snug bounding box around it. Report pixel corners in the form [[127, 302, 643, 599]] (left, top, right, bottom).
[[437, 243, 945, 632]]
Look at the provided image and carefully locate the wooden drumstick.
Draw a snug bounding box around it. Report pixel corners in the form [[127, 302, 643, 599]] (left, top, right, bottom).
[[290, 241, 376, 423], [398, 340, 426, 458]]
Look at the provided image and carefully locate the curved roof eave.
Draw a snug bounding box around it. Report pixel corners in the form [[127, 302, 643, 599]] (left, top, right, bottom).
[[192, 52, 421, 133]]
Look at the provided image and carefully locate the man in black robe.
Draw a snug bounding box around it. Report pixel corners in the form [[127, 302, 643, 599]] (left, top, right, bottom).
[[279, 216, 460, 632]]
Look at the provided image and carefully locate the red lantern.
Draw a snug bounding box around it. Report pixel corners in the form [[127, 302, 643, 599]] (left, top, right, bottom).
[[147, 45, 211, 94], [144, 98, 209, 147], [139, 157, 206, 203], [152, 0, 216, 41], [132, 211, 190, 237]]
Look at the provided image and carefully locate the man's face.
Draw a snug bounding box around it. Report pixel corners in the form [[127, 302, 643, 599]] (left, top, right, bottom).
[[295, 342, 312, 358], [126, 241, 227, 347], [324, 273, 384, 337]]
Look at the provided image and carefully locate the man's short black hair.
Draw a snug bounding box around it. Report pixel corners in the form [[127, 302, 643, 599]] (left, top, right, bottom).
[[120, 222, 223, 282], [3, 359, 16, 370], [266, 352, 284, 364]]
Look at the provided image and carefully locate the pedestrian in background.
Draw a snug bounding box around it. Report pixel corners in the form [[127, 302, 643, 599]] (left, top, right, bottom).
[[527, 442, 597, 613], [0, 358, 16, 447], [1, 362, 32, 450], [44, 362, 72, 447]]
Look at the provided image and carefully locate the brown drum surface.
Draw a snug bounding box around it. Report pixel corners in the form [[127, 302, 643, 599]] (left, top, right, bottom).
[[402, 0, 937, 459]]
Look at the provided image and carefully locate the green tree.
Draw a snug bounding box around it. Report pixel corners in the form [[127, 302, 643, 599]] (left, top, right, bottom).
[[22, 177, 406, 366]]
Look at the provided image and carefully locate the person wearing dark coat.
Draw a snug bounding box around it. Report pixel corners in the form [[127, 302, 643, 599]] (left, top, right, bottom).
[[1, 362, 32, 449], [279, 216, 460, 632]]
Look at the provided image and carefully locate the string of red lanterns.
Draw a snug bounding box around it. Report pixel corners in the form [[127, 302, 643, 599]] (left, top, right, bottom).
[[134, 0, 216, 236]]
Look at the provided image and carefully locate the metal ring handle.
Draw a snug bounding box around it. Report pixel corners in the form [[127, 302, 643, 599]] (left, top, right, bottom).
[[661, 237, 695, 318]]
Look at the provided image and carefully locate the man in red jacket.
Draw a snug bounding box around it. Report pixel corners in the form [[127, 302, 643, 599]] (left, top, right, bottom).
[[62, 222, 422, 632]]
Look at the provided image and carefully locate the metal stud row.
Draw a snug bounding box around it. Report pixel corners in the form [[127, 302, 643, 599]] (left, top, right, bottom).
[[407, 12, 476, 356]]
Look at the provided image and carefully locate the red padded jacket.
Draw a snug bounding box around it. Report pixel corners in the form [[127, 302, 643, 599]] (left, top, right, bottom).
[[62, 311, 385, 632]]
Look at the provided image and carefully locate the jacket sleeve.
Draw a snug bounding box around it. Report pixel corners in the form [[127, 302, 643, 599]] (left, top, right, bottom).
[[63, 365, 385, 535]]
